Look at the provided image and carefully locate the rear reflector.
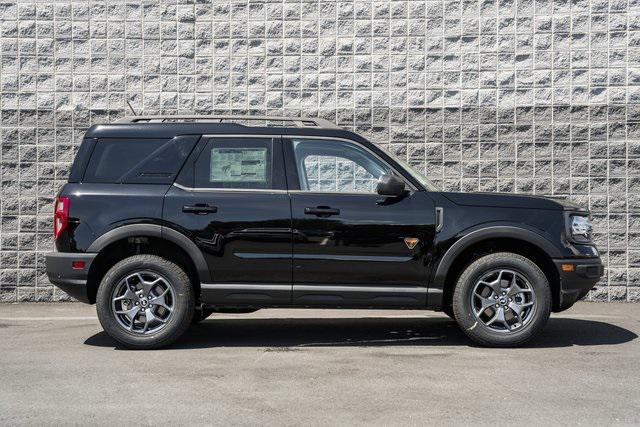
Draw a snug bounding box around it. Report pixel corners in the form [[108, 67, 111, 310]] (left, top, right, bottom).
[[71, 261, 85, 270], [53, 196, 69, 241]]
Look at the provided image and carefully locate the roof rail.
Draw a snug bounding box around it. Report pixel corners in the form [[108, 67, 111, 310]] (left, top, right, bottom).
[[114, 115, 340, 129]]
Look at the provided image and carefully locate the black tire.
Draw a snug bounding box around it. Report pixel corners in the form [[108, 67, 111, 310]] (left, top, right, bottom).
[[96, 255, 195, 349], [452, 252, 551, 347]]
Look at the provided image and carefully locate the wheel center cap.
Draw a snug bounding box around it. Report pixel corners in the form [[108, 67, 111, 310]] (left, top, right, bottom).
[[499, 297, 507, 305], [140, 299, 149, 308]]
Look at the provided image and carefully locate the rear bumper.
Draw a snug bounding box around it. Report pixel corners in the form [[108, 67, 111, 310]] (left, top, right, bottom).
[[46, 252, 96, 304], [554, 257, 604, 312]]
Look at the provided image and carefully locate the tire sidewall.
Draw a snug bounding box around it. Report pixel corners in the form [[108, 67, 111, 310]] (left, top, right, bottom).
[[453, 253, 551, 346], [96, 255, 194, 349]]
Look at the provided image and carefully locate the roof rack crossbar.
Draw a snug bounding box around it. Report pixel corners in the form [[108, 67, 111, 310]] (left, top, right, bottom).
[[114, 115, 339, 129]]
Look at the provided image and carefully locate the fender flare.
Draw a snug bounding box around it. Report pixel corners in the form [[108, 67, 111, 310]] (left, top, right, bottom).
[[431, 225, 561, 293], [87, 224, 210, 282]]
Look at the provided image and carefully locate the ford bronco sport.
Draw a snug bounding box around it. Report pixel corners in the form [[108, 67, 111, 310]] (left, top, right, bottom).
[[46, 115, 603, 349]]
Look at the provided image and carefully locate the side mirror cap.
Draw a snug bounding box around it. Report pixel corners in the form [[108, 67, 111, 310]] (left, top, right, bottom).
[[376, 174, 406, 197]]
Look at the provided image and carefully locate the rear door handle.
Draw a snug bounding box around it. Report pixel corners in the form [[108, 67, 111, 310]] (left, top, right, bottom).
[[304, 206, 340, 217], [182, 204, 217, 214]]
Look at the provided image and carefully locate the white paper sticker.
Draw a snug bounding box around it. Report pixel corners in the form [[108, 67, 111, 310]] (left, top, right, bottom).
[[210, 147, 267, 183]]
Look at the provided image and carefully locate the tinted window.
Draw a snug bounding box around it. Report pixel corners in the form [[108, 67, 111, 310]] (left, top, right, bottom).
[[292, 139, 391, 193], [84, 139, 166, 183], [194, 137, 273, 189], [84, 138, 196, 184]]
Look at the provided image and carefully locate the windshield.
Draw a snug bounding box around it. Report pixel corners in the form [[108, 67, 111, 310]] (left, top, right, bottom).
[[380, 146, 439, 191]]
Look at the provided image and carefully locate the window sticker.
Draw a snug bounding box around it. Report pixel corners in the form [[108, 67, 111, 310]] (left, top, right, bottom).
[[210, 147, 267, 182]]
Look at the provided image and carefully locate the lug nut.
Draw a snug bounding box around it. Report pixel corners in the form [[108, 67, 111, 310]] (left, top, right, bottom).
[[502, 291, 506, 295]]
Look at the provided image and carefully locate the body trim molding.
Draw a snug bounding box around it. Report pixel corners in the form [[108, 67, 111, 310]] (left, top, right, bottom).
[[87, 224, 210, 282], [201, 283, 291, 291], [428, 225, 562, 308], [201, 283, 428, 294], [294, 254, 413, 262], [293, 285, 428, 293]]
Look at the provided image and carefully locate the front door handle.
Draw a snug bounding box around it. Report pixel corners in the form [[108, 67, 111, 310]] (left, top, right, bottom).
[[304, 206, 340, 217], [182, 204, 218, 215]]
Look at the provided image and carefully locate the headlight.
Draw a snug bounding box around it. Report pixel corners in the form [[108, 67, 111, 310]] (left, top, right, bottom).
[[570, 215, 593, 243]]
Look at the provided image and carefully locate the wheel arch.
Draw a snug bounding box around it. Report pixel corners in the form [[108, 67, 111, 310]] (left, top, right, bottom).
[[432, 226, 562, 312], [85, 224, 210, 303]]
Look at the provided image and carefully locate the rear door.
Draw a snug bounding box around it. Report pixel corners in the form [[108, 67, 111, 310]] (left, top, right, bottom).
[[163, 135, 292, 305]]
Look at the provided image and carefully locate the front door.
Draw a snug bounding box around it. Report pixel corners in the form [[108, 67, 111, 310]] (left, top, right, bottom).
[[285, 137, 436, 307], [163, 135, 292, 305]]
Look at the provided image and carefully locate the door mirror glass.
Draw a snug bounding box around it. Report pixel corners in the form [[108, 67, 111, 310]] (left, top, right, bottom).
[[376, 174, 406, 197]]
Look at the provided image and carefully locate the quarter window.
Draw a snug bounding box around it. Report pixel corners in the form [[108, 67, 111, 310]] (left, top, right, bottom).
[[292, 139, 392, 193], [194, 138, 273, 189], [84, 138, 175, 183]]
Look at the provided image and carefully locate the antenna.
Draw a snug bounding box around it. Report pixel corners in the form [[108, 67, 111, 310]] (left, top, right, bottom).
[[126, 100, 138, 116]]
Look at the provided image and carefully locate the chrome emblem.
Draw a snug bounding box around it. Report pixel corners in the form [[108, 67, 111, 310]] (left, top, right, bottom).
[[404, 237, 419, 249]]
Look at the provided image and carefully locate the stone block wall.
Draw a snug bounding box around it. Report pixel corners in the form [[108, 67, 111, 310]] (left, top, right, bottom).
[[0, 0, 638, 302]]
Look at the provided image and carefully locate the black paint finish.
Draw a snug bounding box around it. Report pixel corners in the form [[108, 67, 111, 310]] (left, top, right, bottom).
[[163, 186, 293, 304], [55, 183, 169, 252], [290, 191, 435, 307], [49, 122, 603, 313]]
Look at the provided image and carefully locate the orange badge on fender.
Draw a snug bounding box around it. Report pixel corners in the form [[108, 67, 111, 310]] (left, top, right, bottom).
[[404, 237, 419, 249]]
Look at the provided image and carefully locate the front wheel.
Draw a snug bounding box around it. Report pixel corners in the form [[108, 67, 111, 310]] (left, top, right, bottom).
[[452, 252, 551, 347], [96, 255, 195, 349]]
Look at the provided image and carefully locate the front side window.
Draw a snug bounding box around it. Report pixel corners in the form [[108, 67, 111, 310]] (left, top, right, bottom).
[[292, 139, 392, 193], [195, 137, 273, 189]]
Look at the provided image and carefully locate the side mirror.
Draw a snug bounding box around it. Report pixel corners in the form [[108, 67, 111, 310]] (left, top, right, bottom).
[[376, 174, 406, 197]]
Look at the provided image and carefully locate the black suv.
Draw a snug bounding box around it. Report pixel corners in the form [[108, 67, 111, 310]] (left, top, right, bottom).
[[46, 115, 603, 349]]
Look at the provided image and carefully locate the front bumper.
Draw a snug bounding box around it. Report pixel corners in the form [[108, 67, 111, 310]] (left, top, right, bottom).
[[553, 257, 603, 311], [46, 252, 96, 303]]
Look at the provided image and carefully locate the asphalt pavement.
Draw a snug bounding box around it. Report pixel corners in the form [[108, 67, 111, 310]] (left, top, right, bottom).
[[0, 302, 638, 426]]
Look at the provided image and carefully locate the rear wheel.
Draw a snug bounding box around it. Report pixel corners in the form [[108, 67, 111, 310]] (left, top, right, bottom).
[[452, 252, 551, 347], [96, 255, 195, 349]]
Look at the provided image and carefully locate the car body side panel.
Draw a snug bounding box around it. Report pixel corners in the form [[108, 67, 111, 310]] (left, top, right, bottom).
[[49, 124, 602, 313], [290, 191, 436, 307], [56, 183, 170, 252], [423, 192, 599, 308], [162, 135, 293, 305]]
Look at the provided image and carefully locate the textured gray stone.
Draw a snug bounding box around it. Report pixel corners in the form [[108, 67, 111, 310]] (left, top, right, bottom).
[[0, 0, 638, 302]]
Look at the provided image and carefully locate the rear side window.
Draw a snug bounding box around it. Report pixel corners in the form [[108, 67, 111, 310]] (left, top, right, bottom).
[[83, 137, 196, 184], [194, 137, 273, 189]]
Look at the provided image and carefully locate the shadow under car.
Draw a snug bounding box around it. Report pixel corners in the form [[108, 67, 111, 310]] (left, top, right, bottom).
[[84, 315, 638, 350]]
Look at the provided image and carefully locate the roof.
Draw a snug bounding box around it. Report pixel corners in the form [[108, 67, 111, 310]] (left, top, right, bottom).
[[84, 117, 366, 143]]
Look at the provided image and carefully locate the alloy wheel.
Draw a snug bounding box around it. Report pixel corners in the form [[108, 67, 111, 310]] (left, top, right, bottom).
[[470, 269, 536, 333], [110, 271, 175, 334]]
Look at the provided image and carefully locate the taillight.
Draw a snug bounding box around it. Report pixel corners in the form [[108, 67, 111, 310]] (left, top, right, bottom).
[[53, 196, 69, 241]]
